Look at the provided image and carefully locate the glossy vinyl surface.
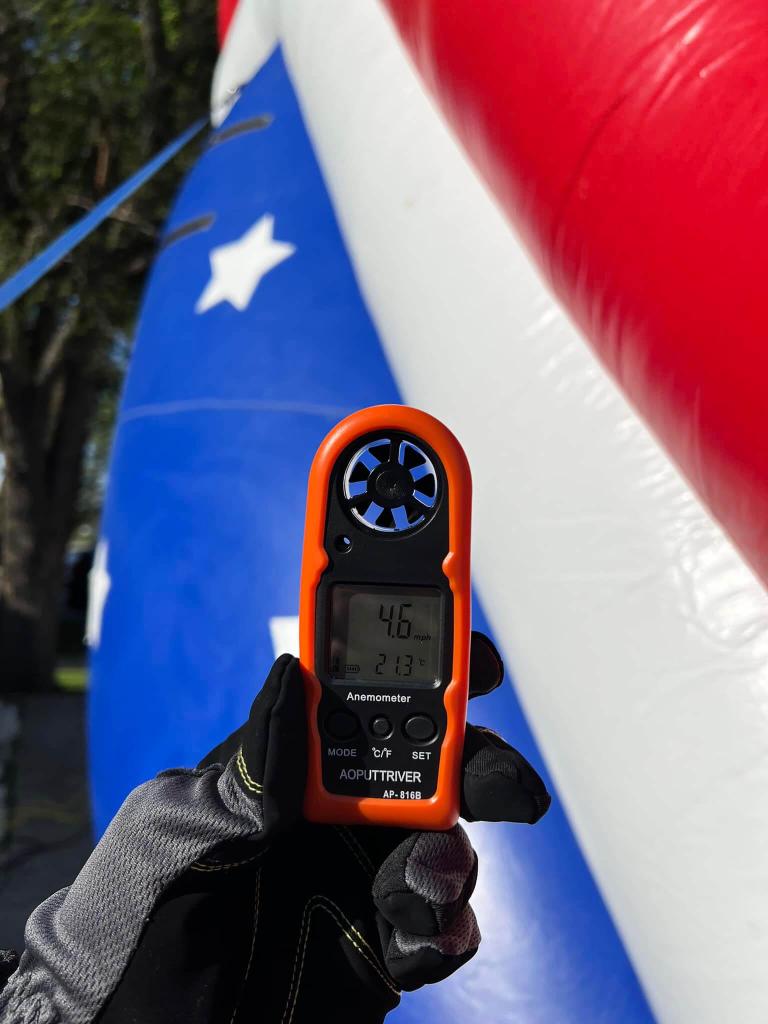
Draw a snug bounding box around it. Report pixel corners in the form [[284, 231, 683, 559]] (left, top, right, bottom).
[[383, 0, 768, 589]]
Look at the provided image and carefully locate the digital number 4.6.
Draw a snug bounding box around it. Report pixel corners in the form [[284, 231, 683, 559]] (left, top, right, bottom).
[[379, 602, 412, 639]]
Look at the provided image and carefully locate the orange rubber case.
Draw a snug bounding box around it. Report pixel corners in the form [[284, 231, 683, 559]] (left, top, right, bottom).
[[299, 405, 471, 829]]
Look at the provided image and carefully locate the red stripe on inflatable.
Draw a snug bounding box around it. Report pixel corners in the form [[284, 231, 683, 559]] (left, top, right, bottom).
[[383, 0, 768, 587], [217, 0, 238, 44]]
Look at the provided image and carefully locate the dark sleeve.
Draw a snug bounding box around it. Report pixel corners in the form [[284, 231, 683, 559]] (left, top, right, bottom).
[[0, 758, 263, 1024]]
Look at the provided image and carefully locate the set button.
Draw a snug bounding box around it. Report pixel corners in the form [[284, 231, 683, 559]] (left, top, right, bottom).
[[403, 714, 437, 743]]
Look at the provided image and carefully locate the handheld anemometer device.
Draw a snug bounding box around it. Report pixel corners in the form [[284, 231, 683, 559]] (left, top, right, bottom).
[[299, 405, 471, 829]]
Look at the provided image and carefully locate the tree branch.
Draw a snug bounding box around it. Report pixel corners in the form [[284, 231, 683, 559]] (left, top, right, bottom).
[[139, 0, 169, 79], [139, 0, 172, 148], [34, 305, 81, 387], [45, 360, 95, 546], [0, 306, 19, 368], [66, 195, 156, 237]]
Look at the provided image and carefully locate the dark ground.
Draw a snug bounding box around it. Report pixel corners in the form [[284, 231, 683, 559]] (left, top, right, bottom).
[[0, 693, 93, 952]]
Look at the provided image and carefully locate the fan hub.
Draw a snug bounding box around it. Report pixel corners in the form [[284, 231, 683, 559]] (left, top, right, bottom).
[[371, 465, 414, 506]]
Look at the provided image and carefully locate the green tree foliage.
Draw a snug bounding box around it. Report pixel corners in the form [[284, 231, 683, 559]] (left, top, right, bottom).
[[0, 0, 217, 690]]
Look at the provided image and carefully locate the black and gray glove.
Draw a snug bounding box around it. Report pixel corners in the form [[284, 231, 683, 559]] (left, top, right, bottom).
[[0, 634, 549, 1024], [97, 633, 550, 1023]]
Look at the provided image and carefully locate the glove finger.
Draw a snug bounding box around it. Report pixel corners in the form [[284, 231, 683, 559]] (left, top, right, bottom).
[[461, 722, 551, 824], [235, 654, 307, 835], [468, 631, 504, 699], [377, 902, 480, 991], [372, 824, 477, 937]]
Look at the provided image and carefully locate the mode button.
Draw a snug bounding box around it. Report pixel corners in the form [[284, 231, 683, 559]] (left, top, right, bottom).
[[326, 711, 359, 740]]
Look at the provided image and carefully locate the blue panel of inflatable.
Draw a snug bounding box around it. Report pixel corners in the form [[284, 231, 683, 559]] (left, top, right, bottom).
[[89, 50, 653, 1022]]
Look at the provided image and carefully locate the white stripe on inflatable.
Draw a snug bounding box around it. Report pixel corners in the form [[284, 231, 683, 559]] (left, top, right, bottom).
[[223, 2, 768, 1021], [269, 615, 299, 659], [211, 0, 278, 126]]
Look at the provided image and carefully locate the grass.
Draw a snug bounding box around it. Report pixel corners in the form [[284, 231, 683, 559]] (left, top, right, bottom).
[[55, 665, 88, 693]]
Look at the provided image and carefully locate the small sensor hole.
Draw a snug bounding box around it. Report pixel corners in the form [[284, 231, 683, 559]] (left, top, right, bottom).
[[334, 535, 352, 553]]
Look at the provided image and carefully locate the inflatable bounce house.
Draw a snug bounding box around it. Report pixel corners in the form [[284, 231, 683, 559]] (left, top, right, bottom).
[[88, 1, 768, 1021]]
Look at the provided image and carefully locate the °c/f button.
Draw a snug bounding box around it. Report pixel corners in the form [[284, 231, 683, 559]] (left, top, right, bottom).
[[403, 714, 437, 743], [370, 715, 392, 739], [326, 711, 359, 740]]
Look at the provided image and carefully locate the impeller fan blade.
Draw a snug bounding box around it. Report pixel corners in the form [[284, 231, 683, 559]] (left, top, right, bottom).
[[392, 505, 410, 531], [347, 478, 368, 498], [364, 501, 385, 526], [410, 462, 432, 482], [359, 448, 382, 473], [412, 490, 436, 509]]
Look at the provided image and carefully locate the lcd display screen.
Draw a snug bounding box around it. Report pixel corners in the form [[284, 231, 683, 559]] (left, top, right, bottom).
[[329, 585, 442, 684]]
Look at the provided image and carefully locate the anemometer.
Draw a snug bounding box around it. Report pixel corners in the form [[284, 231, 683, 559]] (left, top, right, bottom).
[[299, 405, 471, 829]]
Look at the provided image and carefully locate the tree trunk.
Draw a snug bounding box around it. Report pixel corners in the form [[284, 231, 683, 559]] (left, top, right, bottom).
[[0, 364, 94, 693], [0, 481, 67, 691]]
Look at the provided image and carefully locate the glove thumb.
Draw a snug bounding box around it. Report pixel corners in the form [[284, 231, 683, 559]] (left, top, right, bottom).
[[234, 654, 307, 837]]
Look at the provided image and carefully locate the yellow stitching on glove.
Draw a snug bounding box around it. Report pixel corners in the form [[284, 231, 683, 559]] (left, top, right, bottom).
[[236, 747, 263, 794], [282, 894, 399, 1022], [228, 869, 261, 1024], [334, 826, 375, 879], [190, 852, 263, 872]]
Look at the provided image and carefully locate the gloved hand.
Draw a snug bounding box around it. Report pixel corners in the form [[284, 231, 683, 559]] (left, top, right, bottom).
[[0, 634, 549, 1024], [97, 633, 550, 1023]]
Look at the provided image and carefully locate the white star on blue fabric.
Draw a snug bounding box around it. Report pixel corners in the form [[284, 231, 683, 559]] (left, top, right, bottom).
[[86, 539, 111, 649], [195, 214, 296, 314]]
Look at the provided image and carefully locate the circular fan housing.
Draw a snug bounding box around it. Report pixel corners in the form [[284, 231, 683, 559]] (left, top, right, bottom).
[[342, 436, 439, 533]]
